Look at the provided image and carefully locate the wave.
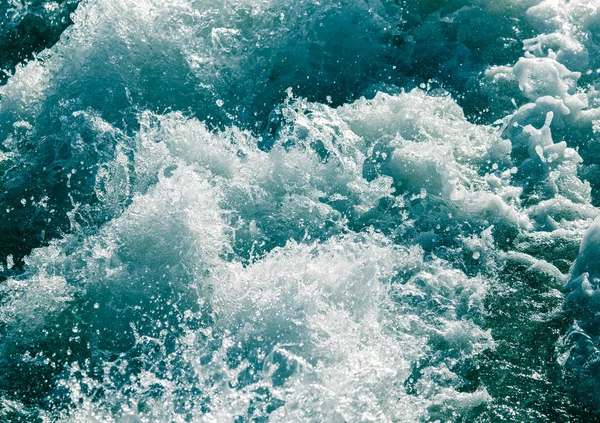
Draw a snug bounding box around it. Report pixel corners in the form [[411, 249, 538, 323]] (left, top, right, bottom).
[[1, 0, 600, 421]]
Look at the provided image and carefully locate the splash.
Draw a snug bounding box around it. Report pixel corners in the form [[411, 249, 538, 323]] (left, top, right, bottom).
[[2, 0, 600, 421]]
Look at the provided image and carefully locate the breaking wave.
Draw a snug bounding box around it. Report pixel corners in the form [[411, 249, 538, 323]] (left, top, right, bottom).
[[2, 0, 600, 421]]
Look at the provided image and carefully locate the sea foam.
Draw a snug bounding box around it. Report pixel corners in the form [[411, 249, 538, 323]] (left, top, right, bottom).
[[2, 0, 600, 421]]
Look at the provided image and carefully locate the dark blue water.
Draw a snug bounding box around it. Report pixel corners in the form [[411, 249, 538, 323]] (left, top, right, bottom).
[[2, 0, 600, 421]]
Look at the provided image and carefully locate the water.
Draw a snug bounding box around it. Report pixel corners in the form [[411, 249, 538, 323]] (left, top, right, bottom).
[[2, 0, 600, 421]]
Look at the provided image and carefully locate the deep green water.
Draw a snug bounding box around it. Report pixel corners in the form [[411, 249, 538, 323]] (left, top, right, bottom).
[[2, 0, 600, 421]]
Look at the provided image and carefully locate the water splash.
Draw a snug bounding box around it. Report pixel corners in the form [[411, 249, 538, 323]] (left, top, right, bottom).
[[2, 0, 600, 422]]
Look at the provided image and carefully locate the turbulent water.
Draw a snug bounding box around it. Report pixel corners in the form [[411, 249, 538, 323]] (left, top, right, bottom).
[[3, 0, 600, 421]]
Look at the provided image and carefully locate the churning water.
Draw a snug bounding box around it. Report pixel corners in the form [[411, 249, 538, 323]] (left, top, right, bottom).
[[2, 0, 600, 421]]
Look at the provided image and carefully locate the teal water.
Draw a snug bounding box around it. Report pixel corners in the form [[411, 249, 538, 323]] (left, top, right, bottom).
[[2, 0, 600, 421]]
